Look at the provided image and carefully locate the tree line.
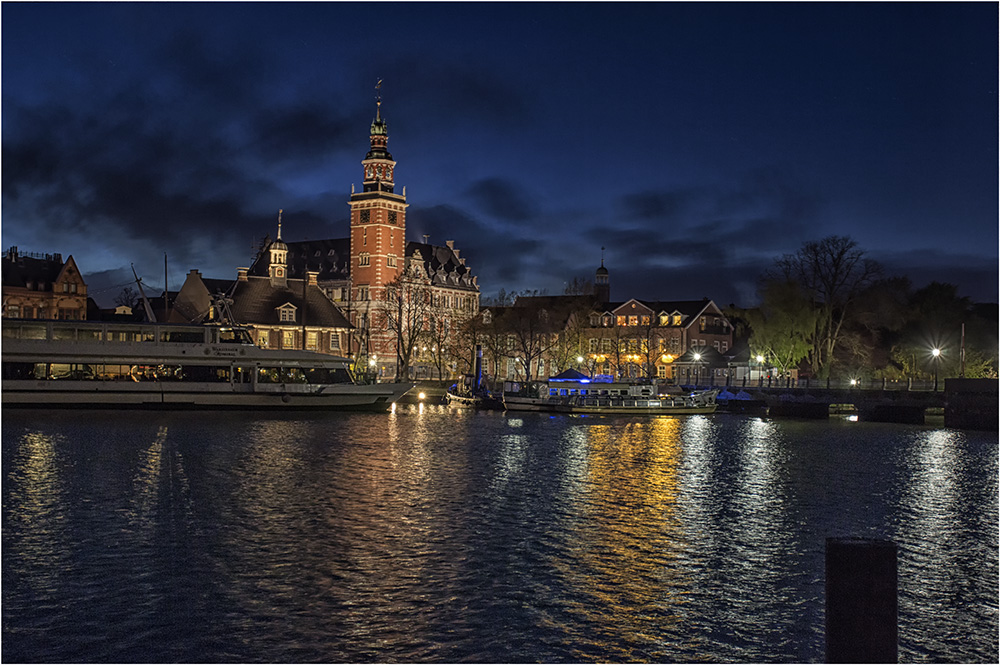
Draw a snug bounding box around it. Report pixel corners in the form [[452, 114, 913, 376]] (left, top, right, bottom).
[[726, 235, 997, 381]]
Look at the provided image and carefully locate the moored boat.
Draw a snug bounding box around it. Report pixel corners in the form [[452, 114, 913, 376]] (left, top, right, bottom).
[[1, 319, 413, 410], [500, 375, 718, 415]]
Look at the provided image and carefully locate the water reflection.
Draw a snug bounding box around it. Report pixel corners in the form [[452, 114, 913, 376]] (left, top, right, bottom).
[[555, 417, 691, 661], [3, 431, 71, 590], [2, 412, 996, 663], [894, 428, 999, 661]]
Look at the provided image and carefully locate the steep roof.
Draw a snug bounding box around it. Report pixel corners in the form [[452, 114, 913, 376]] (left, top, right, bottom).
[[2, 251, 72, 289], [406, 241, 478, 291], [229, 276, 351, 328], [249, 238, 352, 282]]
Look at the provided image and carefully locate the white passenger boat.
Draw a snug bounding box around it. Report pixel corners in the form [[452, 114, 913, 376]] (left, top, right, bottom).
[[502, 376, 718, 415], [1, 319, 413, 411]]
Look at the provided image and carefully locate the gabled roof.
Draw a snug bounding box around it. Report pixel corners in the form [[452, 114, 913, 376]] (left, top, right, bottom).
[[248, 236, 479, 291], [406, 241, 478, 291], [249, 238, 352, 282], [595, 298, 723, 326], [229, 276, 351, 328], [2, 251, 77, 289]]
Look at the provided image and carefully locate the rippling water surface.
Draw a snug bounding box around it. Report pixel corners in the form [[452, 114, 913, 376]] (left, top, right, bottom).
[[3, 407, 997, 662]]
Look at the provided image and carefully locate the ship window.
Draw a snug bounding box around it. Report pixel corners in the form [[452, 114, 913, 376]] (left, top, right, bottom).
[[160, 330, 205, 343]]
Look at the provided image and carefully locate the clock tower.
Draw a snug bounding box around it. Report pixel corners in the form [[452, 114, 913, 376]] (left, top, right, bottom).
[[349, 86, 408, 317]]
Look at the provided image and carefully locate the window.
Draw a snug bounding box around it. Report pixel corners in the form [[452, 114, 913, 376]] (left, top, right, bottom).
[[279, 306, 296, 323], [617, 315, 627, 326], [359, 253, 370, 266], [282, 330, 295, 348], [482, 310, 492, 324], [629, 315, 638, 326], [358, 286, 369, 301], [387, 254, 397, 267], [673, 314, 682, 326], [330, 334, 341, 351], [590, 314, 600, 326], [6, 305, 20, 318], [603, 314, 612, 327], [70, 283, 78, 293], [722, 341, 728, 352], [657, 364, 667, 379], [305, 332, 318, 350], [659, 314, 670, 326], [714, 340, 720, 350], [589, 338, 599, 353], [62, 283, 69, 293], [601, 338, 613, 353], [641, 315, 650, 326], [258, 332, 269, 348]]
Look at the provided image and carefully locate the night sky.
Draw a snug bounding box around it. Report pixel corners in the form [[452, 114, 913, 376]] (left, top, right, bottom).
[[2, 2, 997, 308]]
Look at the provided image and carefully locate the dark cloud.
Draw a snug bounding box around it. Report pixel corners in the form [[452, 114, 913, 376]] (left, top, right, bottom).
[[464, 178, 534, 223]]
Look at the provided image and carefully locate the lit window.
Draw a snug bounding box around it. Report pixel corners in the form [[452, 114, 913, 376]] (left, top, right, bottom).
[[589, 338, 599, 352], [673, 314, 682, 326], [617, 315, 627, 326], [282, 330, 295, 348], [629, 315, 638, 326], [306, 331, 318, 350]]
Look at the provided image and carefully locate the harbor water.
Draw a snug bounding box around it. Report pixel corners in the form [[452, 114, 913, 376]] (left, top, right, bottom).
[[3, 407, 997, 662]]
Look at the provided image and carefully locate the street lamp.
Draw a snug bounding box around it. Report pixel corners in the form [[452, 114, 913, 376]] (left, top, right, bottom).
[[932, 347, 941, 391], [694, 352, 702, 387], [755, 354, 765, 387]]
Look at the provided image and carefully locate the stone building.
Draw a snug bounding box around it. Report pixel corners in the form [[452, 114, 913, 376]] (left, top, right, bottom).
[[248, 92, 479, 378], [1, 247, 88, 320], [479, 262, 734, 383]]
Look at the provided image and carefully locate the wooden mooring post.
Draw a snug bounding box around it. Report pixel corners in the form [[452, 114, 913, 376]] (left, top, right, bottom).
[[825, 537, 897, 663]]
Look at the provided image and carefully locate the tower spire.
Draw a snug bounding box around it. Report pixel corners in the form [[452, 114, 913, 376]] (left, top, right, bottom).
[[277, 209, 283, 240], [375, 78, 382, 121]]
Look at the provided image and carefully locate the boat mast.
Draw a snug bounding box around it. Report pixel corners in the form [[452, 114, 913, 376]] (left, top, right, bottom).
[[131, 264, 157, 322]]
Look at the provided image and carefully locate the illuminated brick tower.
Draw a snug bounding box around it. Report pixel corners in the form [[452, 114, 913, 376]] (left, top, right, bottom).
[[348, 86, 409, 365]]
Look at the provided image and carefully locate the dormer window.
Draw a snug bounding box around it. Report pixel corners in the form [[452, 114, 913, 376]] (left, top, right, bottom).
[[277, 304, 297, 323], [482, 310, 493, 324]]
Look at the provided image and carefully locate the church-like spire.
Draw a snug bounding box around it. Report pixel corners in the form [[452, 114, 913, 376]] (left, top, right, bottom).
[[362, 79, 395, 193]]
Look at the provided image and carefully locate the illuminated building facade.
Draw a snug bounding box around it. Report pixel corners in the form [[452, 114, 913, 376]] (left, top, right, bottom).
[[1, 247, 88, 320], [246, 91, 479, 377]]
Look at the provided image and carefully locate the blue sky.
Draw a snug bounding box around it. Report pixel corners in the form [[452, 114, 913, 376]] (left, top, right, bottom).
[[2, 2, 997, 307]]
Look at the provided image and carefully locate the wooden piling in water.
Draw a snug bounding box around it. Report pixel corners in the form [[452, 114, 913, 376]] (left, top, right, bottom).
[[825, 537, 897, 663]]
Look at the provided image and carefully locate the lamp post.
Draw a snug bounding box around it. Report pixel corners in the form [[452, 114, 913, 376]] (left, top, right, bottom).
[[756, 354, 765, 387], [932, 348, 941, 391], [694, 352, 702, 388]]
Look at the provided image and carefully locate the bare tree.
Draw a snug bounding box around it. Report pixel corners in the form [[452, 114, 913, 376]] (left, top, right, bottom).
[[377, 266, 432, 381], [768, 236, 882, 376], [114, 286, 138, 310]]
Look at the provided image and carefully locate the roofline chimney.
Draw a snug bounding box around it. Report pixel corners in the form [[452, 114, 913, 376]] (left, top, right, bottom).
[[237, 267, 249, 282]]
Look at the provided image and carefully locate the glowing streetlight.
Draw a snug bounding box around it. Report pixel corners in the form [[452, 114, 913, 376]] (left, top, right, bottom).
[[932, 348, 941, 391]]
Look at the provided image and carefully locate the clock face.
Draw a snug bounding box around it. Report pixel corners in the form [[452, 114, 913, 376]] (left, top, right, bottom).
[[365, 165, 374, 178], [385, 167, 392, 180], [376, 165, 383, 178]]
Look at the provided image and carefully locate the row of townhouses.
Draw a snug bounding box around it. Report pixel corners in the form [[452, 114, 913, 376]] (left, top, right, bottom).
[[2, 94, 738, 384]]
